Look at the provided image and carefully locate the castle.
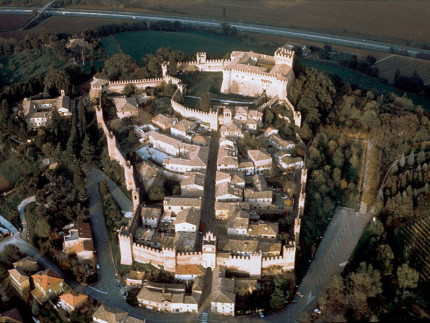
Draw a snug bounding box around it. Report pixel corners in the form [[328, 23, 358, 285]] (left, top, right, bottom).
[[90, 47, 305, 281]]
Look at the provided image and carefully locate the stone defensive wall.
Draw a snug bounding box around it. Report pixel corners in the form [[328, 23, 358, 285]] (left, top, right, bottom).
[[171, 89, 219, 131], [176, 251, 203, 266], [262, 245, 295, 270], [106, 76, 181, 94], [132, 243, 176, 272], [95, 105, 136, 193], [284, 98, 302, 128], [177, 59, 230, 73], [217, 253, 262, 277]]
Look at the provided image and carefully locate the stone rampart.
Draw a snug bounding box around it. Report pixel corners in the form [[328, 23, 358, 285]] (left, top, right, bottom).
[[177, 251, 203, 265], [284, 98, 302, 128], [107, 78, 164, 94], [171, 97, 218, 130], [132, 243, 165, 267]]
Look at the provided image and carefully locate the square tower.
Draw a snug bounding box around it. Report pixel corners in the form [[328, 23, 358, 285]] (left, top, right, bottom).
[[197, 52, 207, 64], [202, 232, 217, 269]]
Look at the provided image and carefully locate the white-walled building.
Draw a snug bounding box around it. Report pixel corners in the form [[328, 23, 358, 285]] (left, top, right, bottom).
[[141, 207, 162, 228]]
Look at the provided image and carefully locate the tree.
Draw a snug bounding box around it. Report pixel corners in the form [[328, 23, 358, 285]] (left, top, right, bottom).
[[269, 277, 289, 310], [81, 136, 96, 163], [123, 83, 136, 96], [375, 244, 394, 276], [368, 218, 384, 237], [416, 150, 426, 164], [35, 217, 50, 238], [44, 68, 71, 95], [399, 153, 405, 168], [397, 263, 419, 290], [198, 94, 212, 112], [148, 185, 165, 202], [167, 56, 177, 75], [407, 149, 415, 166], [349, 262, 382, 298]]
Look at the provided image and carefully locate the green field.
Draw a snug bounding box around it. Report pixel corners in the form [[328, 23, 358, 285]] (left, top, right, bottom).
[[101, 30, 275, 61], [0, 48, 63, 88]]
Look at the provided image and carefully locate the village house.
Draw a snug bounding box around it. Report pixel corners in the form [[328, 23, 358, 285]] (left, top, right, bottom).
[[92, 304, 138, 323], [248, 222, 279, 239], [163, 197, 201, 214], [217, 146, 239, 172], [136, 282, 199, 313], [248, 109, 263, 126], [141, 207, 162, 228], [191, 133, 210, 146], [174, 208, 201, 233], [244, 189, 273, 209], [234, 106, 248, 122], [180, 172, 205, 197], [276, 153, 304, 170], [245, 118, 258, 131], [220, 120, 243, 138], [8, 268, 30, 299], [210, 267, 235, 316], [170, 119, 196, 142], [226, 210, 250, 236], [136, 160, 164, 192], [13, 256, 39, 273], [31, 269, 64, 304], [63, 222, 94, 262], [238, 160, 255, 175], [231, 172, 246, 188], [218, 239, 281, 257], [125, 270, 150, 287], [152, 114, 178, 132], [174, 264, 206, 282], [264, 128, 295, 152], [248, 148, 272, 174], [22, 90, 73, 130], [113, 96, 139, 119], [59, 290, 88, 313], [215, 182, 243, 202], [215, 201, 249, 220], [148, 131, 209, 173], [215, 171, 231, 185]]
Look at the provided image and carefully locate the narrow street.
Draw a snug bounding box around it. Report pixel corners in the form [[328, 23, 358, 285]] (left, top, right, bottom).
[[198, 131, 220, 248]]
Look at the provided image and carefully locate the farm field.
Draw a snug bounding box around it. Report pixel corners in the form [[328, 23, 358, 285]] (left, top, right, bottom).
[[0, 47, 63, 88], [376, 55, 430, 85], [66, 0, 430, 46], [0, 14, 29, 32]]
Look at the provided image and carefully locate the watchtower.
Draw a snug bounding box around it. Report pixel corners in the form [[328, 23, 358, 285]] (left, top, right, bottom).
[[196, 52, 207, 64], [274, 48, 294, 67], [202, 232, 217, 269]]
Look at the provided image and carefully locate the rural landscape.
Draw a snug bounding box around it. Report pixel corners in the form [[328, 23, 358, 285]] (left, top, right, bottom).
[[0, 0, 429, 322]]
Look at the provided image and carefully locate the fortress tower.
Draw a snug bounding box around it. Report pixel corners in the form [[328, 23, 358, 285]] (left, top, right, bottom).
[[161, 61, 169, 77], [274, 48, 295, 67], [202, 232, 217, 269], [118, 229, 133, 265], [196, 52, 207, 64]]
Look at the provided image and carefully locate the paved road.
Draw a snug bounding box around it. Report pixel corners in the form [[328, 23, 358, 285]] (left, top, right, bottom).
[[1, 7, 430, 57], [0, 215, 18, 235], [200, 131, 220, 239]]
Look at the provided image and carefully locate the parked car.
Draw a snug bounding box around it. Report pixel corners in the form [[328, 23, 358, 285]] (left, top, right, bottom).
[[258, 310, 265, 318]]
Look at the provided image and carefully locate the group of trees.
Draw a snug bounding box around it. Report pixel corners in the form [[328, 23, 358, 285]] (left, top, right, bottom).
[[100, 47, 191, 80]]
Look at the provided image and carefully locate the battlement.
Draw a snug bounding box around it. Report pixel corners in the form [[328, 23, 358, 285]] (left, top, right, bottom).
[[133, 242, 163, 254], [274, 47, 295, 59], [225, 68, 289, 83], [206, 59, 231, 64], [229, 254, 251, 260], [108, 78, 164, 85], [263, 255, 283, 262], [177, 251, 202, 257]]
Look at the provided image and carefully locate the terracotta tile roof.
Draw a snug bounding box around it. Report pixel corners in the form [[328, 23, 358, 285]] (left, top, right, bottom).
[[152, 114, 178, 128], [248, 148, 272, 162], [171, 119, 195, 133], [175, 264, 205, 276], [31, 269, 63, 291], [77, 222, 92, 239], [8, 268, 29, 283], [93, 304, 128, 323], [59, 290, 88, 307]]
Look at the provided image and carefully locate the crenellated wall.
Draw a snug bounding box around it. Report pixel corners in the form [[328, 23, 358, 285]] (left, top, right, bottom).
[[171, 92, 218, 130], [284, 98, 302, 128], [176, 251, 203, 266]]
